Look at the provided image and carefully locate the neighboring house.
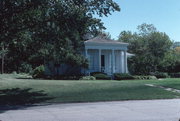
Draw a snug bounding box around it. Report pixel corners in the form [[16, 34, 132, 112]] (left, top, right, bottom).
[[83, 36, 131, 75], [173, 42, 180, 48], [45, 36, 132, 76]]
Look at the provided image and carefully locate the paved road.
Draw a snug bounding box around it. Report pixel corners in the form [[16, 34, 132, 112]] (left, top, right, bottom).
[[0, 99, 180, 121]]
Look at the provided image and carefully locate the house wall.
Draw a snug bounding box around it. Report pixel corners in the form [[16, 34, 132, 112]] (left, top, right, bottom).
[[85, 49, 125, 75]]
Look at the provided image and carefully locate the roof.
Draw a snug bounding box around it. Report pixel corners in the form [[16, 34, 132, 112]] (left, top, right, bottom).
[[85, 36, 128, 45]]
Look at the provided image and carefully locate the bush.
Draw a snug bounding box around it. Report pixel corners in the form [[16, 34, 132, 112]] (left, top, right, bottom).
[[91, 72, 111, 80], [151, 72, 169, 78], [79, 76, 96, 80], [133, 75, 157, 80], [51, 74, 83, 80], [90, 72, 107, 76], [169, 72, 180, 78], [32, 65, 45, 79], [114, 73, 134, 80], [19, 62, 33, 74]]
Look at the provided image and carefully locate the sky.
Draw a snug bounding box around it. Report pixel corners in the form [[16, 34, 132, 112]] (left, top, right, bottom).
[[100, 0, 180, 42]]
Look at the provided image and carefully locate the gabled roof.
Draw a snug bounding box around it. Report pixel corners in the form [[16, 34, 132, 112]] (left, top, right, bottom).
[[85, 36, 128, 45]]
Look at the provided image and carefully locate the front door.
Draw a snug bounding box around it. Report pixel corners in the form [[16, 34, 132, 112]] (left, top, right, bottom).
[[101, 55, 105, 72]]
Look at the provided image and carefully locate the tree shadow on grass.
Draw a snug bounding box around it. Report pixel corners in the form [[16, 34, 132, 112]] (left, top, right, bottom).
[[0, 88, 53, 113]]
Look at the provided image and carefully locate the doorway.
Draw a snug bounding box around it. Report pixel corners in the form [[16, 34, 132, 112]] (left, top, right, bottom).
[[101, 55, 105, 72]]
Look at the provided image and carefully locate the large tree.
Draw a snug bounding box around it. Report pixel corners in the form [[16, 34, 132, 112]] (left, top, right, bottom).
[[118, 23, 174, 75], [0, 0, 120, 73]]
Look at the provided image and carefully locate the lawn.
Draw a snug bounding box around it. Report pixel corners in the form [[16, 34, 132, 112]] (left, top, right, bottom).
[[152, 78, 180, 90], [0, 74, 180, 105]]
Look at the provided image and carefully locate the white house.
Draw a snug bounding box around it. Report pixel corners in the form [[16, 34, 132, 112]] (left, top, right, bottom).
[[45, 36, 132, 76], [84, 36, 130, 75]]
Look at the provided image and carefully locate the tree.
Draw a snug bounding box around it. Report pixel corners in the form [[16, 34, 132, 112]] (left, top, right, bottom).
[[169, 47, 180, 72], [118, 23, 173, 75], [137, 23, 157, 35], [98, 31, 112, 39], [0, 0, 49, 72], [118, 31, 138, 43], [0, 0, 120, 73], [0, 43, 8, 73]]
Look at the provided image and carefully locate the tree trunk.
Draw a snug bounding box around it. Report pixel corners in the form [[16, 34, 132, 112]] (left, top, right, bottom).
[[1, 45, 4, 74]]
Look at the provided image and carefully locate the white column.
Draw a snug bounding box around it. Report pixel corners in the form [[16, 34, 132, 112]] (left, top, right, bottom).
[[124, 50, 127, 73], [112, 49, 115, 74], [99, 49, 101, 72], [85, 49, 88, 58], [120, 51, 123, 73], [109, 51, 111, 74]]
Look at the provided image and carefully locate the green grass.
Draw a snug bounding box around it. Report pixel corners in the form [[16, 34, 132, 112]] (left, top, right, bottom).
[[0, 74, 180, 105], [152, 78, 180, 90]]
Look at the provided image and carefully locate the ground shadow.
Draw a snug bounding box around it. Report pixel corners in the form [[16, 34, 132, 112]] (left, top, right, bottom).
[[15, 77, 33, 79], [0, 88, 53, 113]]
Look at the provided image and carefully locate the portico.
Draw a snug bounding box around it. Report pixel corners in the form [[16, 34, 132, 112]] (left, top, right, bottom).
[[84, 36, 129, 75]]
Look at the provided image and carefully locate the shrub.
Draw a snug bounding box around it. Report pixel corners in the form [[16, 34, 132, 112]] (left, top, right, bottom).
[[169, 72, 180, 78], [91, 72, 111, 80], [79, 76, 96, 80], [12, 71, 17, 74], [133, 75, 157, 80], [32, 65, 45, 79], [90, 72, 106, 76], [52, 74, 82, 80], [19, 62, 33, 74], [114, 73, 134, 80], [151, 72, 169, 78]]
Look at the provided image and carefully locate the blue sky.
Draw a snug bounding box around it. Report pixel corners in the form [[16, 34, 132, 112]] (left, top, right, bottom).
[[100, 0, 180, 42]]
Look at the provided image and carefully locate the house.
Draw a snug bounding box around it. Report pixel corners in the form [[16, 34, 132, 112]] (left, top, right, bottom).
[[45, 36, 132, 76], [83, 36, 131, 75], [173, 42, 180, 48]]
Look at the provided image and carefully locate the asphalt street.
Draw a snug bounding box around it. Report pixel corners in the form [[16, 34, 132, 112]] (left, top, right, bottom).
[[0, 99, 180, 121]]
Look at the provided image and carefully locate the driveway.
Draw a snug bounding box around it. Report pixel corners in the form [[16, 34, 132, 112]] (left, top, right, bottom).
[[0, 99, 180, 121]]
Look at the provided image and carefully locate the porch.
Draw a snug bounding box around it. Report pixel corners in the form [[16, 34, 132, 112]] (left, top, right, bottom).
[[84, 36, 129, 75], [85, 49, 128, 75]]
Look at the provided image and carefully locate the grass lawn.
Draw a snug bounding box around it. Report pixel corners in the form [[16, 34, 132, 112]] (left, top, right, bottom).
[[0, 74, 180, 105], [152, 78, 180, 90]]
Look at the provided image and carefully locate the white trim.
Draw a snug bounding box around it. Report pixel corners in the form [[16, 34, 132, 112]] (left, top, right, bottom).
[[85, 45, 128, 51]]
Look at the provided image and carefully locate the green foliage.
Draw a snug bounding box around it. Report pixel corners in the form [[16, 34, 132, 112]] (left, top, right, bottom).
[[114, 73, 134, 80], [169, 72, 180, 78], [91, 72, 111, 80], [79, 76, 96, 80], [19, 62, 33, 74], [32, 65, 45, 79], [133, 75, 157, 80], [56, 75, 81, 80], [118, 23, 174, 75], [0, 0, 120, 73], [169, 47, 180, 73], [65, 53, 88, 68], [151, 72, 169, 79]]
